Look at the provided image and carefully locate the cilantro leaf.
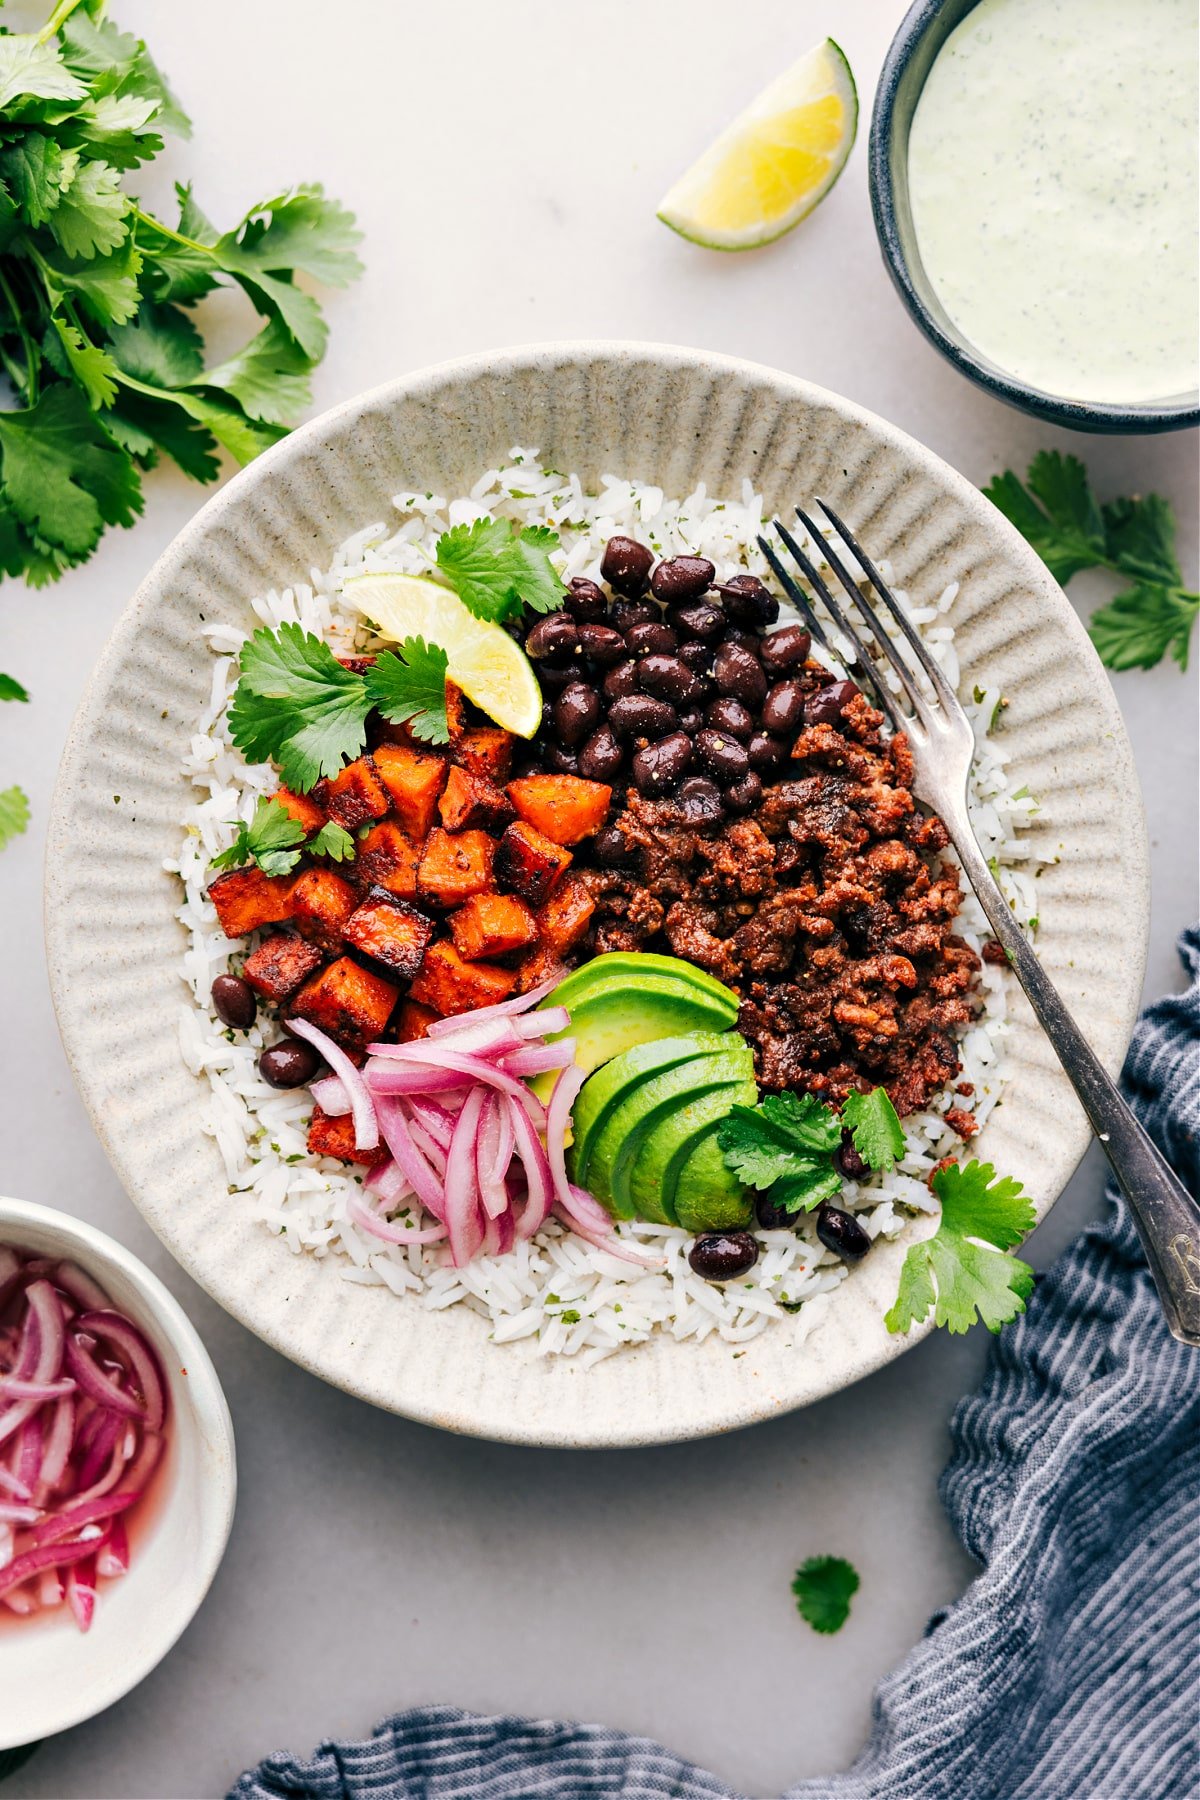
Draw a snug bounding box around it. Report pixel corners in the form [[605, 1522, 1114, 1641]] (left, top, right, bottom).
[[718, 1092, 843, 1211], [108, 300, 203, 387], [842, 1088, 905, 1172], [0, 673, 29, 703], [884, 1160, 1036, 1336], [210, 795, 306, 877], [50, 314, 118, 408], [227, 624, 372, 791], [309, 821, 356, 863], [0, 384, 141, 556], [435, 518, 564, 622], [0, 786, 30, 851], [365, 638, 451, 745], [49, 158, 129, 259], [0, 134, 74, 227], [201, 319, 314, 425], [984, 452, 1197, 672], [0, 38, 86, 115], [792, 1556, 859, 1634]]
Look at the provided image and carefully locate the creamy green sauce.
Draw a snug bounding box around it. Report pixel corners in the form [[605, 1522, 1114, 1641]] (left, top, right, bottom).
[[907, 0, 1199, 405]]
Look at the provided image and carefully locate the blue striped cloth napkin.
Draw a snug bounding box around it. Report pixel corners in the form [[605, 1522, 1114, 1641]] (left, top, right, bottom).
[[230, 929, 1200, 1800]]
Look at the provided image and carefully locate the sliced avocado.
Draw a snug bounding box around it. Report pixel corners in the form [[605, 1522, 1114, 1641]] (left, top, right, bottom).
[[530, 973, 740, 1103], [568, 1033, 731, 1187], [544, 952, 739, 1016], [586, 1038, 753, 1221], [627, 1063, 757, 1225], [673, 1130, 754, 1234]]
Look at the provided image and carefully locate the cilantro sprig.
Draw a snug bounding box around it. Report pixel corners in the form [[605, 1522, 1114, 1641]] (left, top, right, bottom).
[[885, 1160, 1035, 1336], [717, 1085, 905, 1215], [792, 1556, 859, 1634], [435, 518, 564, 622], [841, 1088, 905, 1171], [209, 794, 357, 878], [984, 452, 1198, 671], [365, 639, 451, 745], [0, 3, 362, 588]]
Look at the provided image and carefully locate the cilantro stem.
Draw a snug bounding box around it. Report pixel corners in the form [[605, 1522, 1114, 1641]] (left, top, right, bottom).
[[36, 0, 88, 44], [131, 207, 214, 259], [0, 267, 38, 404]]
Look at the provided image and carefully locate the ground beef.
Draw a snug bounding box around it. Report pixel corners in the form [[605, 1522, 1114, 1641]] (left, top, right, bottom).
[[571, 691, 981, 1118]]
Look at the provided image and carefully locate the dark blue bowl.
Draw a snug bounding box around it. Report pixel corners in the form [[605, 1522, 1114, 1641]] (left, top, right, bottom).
[[868, 0, 1200, 434]]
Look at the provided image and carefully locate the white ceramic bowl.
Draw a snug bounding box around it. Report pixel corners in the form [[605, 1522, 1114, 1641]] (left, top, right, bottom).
[[45, 342, 1148, 1447], [0, 1197, 235, 1752]]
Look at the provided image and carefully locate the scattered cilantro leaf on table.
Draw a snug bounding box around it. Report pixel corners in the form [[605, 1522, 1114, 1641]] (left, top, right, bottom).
[[792, 1556, 859, 1634], [884, 1160, 1036, 1337], [210, 796, 306, 878], [0, 3, 362, 588], [984, 452, 1198, 671], [227, 625, 373, 792], [435, 518, 564, 622], [365, 638, 451, 745], [0, 785, 31, 849], [842, 1087, 905, 1172], [0, 673, 29, 702]]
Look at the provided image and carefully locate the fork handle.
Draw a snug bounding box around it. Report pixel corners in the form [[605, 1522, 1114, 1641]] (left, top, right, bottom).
[[949, 824, 1200, 1346]]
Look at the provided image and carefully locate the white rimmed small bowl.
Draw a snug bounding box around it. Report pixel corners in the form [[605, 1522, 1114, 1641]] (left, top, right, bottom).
[[0, 1197, 236, 1753]]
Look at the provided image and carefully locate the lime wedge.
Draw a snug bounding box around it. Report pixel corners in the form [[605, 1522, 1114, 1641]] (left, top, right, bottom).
[[342, 571, 542, 738], [657, 38, 857, 251]]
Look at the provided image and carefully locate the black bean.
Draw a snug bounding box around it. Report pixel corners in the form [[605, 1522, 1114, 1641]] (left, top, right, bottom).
[[672, 775, 724, 827], [688, 1231, 760, 1282], [756, 1190, 800, 1229], [544, 743, 581, 775], [712, 642, 767, 706], [553, 681, 602, 746], [722, 628, 762, 654], [576, 623, 626, 667], [603, 659, 639, 701], [805, 678, 859, 726], [747, 731, 787, 772], [578, 723, 624, 782], [259, 1039, 321, 1089], [593, 824, 634, 867], [633, 732, 692, 796], [669, 602, 725, 642], [705, 697, 754, 740], [694, 727, 751, 784], [540, 700, 555, 735], [835, 1132, 871, 1180], [816, 1203, 872, 1262], [524, 615, 579, 660], [610, 598, 660, 633], [761, 678, 807, 736], [676, 706, 704, 734], [608, 694, 678, 739], [212, 973, 256, 1030], [637, 654, 701, 705], [760, 623, 811, 675], [564, 577, 608, 622], [650, 555, 715, 602], [718, 573, 779, 625], [625, 621, 677, 657], [724, 770, 763, 814], [677, 640, 715, 676], [537, 662, 576, 694], [601, 535, 655, 597]]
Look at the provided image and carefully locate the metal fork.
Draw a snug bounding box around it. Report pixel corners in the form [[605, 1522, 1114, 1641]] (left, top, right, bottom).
[[761, 501, 1200, 1346]]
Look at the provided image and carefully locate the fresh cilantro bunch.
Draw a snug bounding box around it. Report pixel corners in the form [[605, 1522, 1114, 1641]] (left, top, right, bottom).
[[984, 452, 1198, 672], [209, 794, 354, 877], [0, 1, 362, 586], [792, 1556, 859, 1635], [718, 1085, 905, 1214], [885, 1160, 1035, 1336]]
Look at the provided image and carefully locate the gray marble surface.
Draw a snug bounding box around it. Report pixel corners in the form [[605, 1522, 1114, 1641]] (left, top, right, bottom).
[[1, 2, 1195, 1794]]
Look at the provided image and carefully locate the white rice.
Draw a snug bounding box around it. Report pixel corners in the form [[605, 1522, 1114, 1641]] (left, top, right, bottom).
[[166, 450, 1042, 1364]]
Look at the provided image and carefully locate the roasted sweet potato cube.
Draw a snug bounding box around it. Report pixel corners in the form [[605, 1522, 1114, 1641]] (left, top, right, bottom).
[[273, 787, 326, 832], [311, 756, 390, 829], [409, 941, 517, 1016], [450, 893, 538, 961], [291, 956, 399, 1045], [373, 744, 448, 839], [513, 944, 570, 995], [506, 774, 611, 846], [356, 821, 420, 897], [456, 727, 514, 784], [307, 1104, 377, 1166], [535, 872, 595, 955], [344, 890, 434, 980], [207, 867, 295, 939], [494, 820, 571, 906], [290, 867, 359, 950], [445, 681, 468, 740], [242, 934, 325, 1002], [438, 765, 514, 834], [418, 828, 495, 907], [393, 998, 438, 1041]]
